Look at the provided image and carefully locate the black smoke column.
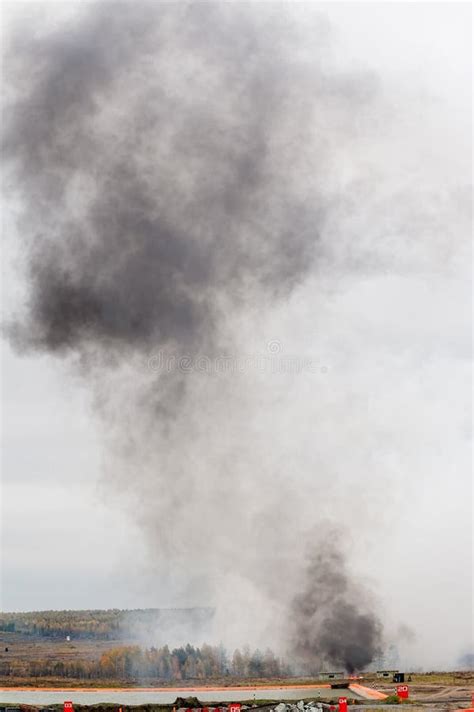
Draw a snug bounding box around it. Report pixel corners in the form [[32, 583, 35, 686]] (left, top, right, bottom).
[[291, 537, 383, 673]]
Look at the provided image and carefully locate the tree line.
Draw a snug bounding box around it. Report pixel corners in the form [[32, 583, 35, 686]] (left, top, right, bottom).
[[0, 643, 290, 681], [0, 609, 213, 640]]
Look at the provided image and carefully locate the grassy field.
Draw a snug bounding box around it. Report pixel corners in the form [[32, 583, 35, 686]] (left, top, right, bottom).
[[0, 672, 472, 690], [407, 672, 473, 685], [1, 632, 124, 662]]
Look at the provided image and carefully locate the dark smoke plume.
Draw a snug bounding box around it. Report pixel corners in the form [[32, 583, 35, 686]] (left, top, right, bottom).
[[4, 3, 329, 358], [290, 536, 383, 673], [3, 2, 386, 667]]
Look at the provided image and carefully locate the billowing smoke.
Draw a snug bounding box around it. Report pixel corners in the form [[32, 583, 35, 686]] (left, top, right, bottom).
[[291, 536, 383, 673], [4, 2, 331, 359], [5, 1, 469, 671]]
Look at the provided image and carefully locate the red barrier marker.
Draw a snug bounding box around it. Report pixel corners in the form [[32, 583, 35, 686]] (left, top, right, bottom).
[[339, 697, 348, 712], [64, 702, 74, 712], [397, 686, 409, 700]]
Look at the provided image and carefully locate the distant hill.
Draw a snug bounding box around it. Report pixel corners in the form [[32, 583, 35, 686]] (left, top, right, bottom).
[[0, 608, 215, 641]]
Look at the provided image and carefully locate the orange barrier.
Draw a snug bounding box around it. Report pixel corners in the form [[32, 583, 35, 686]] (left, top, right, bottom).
[[348, 684, 388, 701]]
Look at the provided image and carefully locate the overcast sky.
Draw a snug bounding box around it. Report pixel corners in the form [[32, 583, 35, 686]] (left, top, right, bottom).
[[1, 1, 472, 670]]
